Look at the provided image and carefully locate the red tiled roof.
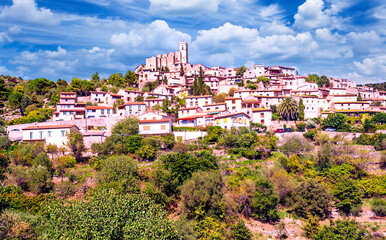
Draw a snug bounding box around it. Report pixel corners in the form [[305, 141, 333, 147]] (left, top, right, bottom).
[[23, 124, 78, 130], [60, 108, 86, 112], [86, 106, 113, 110], [139, 119, 171, 123]]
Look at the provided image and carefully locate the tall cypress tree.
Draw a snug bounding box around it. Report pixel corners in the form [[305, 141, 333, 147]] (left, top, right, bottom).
[[193, 75, 199, 95], [198, 67, 204, 95], [298, 98, 305, 120], [180, 64, 184, 76]]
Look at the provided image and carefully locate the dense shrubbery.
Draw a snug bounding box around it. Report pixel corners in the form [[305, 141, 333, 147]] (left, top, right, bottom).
[[371, 198, 386, 217], [313, 219, 371, 240]]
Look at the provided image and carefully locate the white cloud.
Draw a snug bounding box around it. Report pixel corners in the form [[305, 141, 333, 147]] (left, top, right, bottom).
[[293, 0, 344, 30], [0, 0, 60, 25], [258, 4, 283, 20], [353, 55, 386, 76], [0, 32, 12, 43], [315, 28, 339, 41], [45, 46, 67, 58], [348, 31, 384, 56], [110, 20, 191, 55], [260, 21, 294, 35], [149, 0, 221, 14]]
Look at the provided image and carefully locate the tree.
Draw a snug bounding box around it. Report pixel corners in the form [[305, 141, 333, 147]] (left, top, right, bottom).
[[313, 219, 371, 240], [302, 214, 320, 239], [333, 177, 363, 216], [92, 72, 100, 83], [192, 75, 199, 95], [372, 112, 386, 124], [0, 153, 9, 183], [298, 98, 305, 120], [251, 178, 279, 222], [124, 70, 138, 86], [357, 93, 363, 101], [42, 191, 180, 239], [213, 93, 227, 103], [322, 113, 347, 130], [135, 95, 144, 102], [66, 130, 86, 162], [277, 97, 299, 121], [180, 171, 225, 220], [236, 66, 248, 76], [231, 219, 252, 240], [112, 116, 139, 136], [8, 92, 23, 109], [228, 88, 237, 97], [305, 74, 320, 83], [317, 143, 333, 171], [19, 95, 31, 116], [318, 75, 330, 87], [198, 67, 204, 95], [180, 64, 185, 76], [292, 179, 332, 219]]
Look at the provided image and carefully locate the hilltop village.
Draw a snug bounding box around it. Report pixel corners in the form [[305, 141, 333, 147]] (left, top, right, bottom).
[[5, 42, 386, 147]]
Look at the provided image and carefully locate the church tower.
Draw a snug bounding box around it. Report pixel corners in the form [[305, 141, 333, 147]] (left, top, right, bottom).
[[179, 41, 188, 64]]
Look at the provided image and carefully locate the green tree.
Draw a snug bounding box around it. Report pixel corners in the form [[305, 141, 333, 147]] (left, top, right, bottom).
[[92, 72, 100, 83], [180, 64, 185, 76], [277, 97, 299, 121], [180, 171, 225, 220], [305, 74, 320, 83], [313, 219, 371, 240], [302, 214, 320, 239], [322, 113, 347, 130], [27, 165, 53, 194], [292, 179, 332, 219], [228, 87, 237, 97], [236, 66, 248, 76], [251, 178, 279, 222], [333, 177, 363, 216], [126, 135, 142, 153], [0, 153, 9, 183], [298, 98, 305, 120], [136, 145, 156, 161], [20, 95, 31, 116], [192, 75, 199, 96], [357, 93, 363, 101], [198, 67, 204, 95], [135, 95, 144, 102], [8, 92, 23, 109], [42, 191, 180, 239], [124, 70, 138, 86], [213, 93, 227, 103], [317, 143, 333, 171], [318, 75, 330, 87], [66, 130, 86, 162], [231, 219, 252, 240]]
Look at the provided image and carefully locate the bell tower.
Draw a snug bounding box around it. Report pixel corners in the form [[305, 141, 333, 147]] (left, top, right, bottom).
[[179, 41, 188, 64]]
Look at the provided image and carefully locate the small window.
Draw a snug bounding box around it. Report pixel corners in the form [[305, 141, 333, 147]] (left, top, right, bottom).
[[143, 126, 150, 130], [101, 110, 104, 114], [61, 130, 66, 137], [39, 131, 43, 139], [30, 132, 33, 139], [224, 118, 227, 123], [161, 125, 166, 130], [48, 131, 52, 137], [260, 113, 264, 118]]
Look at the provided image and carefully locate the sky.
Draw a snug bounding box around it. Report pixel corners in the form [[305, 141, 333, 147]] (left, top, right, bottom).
[[0, 0, 385, 84]]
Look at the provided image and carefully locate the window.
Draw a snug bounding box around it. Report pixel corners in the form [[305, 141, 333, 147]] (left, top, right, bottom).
[[48, 131, 52, 137], [143, 126, 150, 130], [107, 109, 110, 114], [30, 132, 33, 139], [39, 131, 43, 139], [244, 119, 246, 124], [260, 113, 264, 118], [101, 110, 104, 114], [161, 125, 166, 130], [224, 118, 227, 123], [61, 130, 66, 137], [216, 119, 219, 124], [87, 110, 92, 113], [261, 119, 265, 124]]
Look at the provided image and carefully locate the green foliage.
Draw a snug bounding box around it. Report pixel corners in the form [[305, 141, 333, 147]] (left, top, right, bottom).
[[7, 108, 54, 125], [180, 171, 225, 220], [370, 198, 386, 217], [296, 122, 306, 132], [126, 135, 142, 153], [313, 219, 371, 240], [0, 209, 37, 239], [96, 155, 139, 193], [28, 166, 54, 194], [292, 179, 332, 219], [246, 83, 257, 90], [70, 78, 96, 96], [355, 133, 386, 151], [135, 95, 144, 102], [317, 143, 334, 171], [112, 116, 139, 136], [42, 190, 180, 239], [136, 145, 156, 161], [251, 178, 279, 222], [236, 66, 248, 76], [194, 216, 228, 240], [213, 93, 227, 103], [333, 177, 363, 215], [204, 126, 223, 143], [358, 175, 386, 197], [66, 130, 85, 162], [322, 113, 347, 130], [372, 112, 386, 124], [304, 129, 317, 140], [33, 152, 53, 173], [8, 92, 23, 109], [0, 152, 9, 183], [279, 135, 313, 155], [298, 98, 305, 120], [277, 97, 299, 121], [231, 219, 252, 240], [141, 80, 160, 92], [26, 78, 56, 95], [302, 214, 320, 239]]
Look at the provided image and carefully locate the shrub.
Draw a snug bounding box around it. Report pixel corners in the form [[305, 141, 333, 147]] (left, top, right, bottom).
[[333, 177, 363, 216], [313, 219, 371, 240], [194, 216, 229, 240], [292, 179, 332, 219], [296, 122, 306, 132], [314, 131, 329, 145], [0, 209, 36, 240], [322, 113, 347, 130], [42, 190, 180, 239], [231, 219, 252, 240], [303, 129, 317, 140], [55, 181, 75, 199], [317, 143, 334, 171], [58, 155, 76, 168], [180, 171, 225, 220], [28, 166, 54, 194], [136, 145, 156, 161], [302, 214, 320, 239], [280, 135, 314, 155], [251, 178, 279, 222], [371, 198, 386, 217], [358, 175, 386, 197]]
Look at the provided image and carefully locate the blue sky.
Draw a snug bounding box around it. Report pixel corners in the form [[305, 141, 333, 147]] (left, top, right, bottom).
[[0, 0, 385, 84]]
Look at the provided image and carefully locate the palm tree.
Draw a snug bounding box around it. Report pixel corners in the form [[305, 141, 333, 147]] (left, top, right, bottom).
[[277, 97, 299, 121]]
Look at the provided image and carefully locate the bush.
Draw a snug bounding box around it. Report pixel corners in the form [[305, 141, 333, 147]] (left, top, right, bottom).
[[314, 131, 329, 145], [303, 129, 317, 140], [302, 214, 320, 239], [28, 166, 54, 194], [358, 175, 386, 197], [317, 143, 334, 171], [136, 145, 156, 161], [371, 198, 386, 217], [194, 216, 229, 240], [296, 122, 306, 132], [333, 177, 363, 216], [292, 179, 332, 219], [180, 171, 225, 220], [42, 190, 180, 239], [313, 219, 371, 240], [322, 113, 347, 130], [231, 219, 252, 240], [58, 155, 76, 168], [251, 178, 279, 222], [0, 209, 36, 240], [279, 136, 313, 155]]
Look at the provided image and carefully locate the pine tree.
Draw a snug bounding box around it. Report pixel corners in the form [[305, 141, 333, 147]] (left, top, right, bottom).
[[92, 72, 100, 83]]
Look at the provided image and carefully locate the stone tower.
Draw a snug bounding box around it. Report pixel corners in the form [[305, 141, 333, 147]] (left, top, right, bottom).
[[179, 41, 188, 64]]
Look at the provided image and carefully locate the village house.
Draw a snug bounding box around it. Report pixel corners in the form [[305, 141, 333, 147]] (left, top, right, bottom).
[[138, 112, 173, 135], [117, 102, 147, 116], [22, 125, 79, 147], [214, 112, 251, 129], [250, 108, 272, 126], [185, 95, 214, 108], [225, 97, 242, 113]]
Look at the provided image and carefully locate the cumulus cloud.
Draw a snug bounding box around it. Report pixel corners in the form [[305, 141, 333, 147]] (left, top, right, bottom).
[[347, 31, 384, 56], [149, 0, 221, 14], [110, 20, 191, 55], [315, 28, 339, 42], [260, 21, 294, 35], [293, 0, 345, 30], [353, 55, 386, 76], [0, 0, 60, 25], [0, 32, 12, 44]]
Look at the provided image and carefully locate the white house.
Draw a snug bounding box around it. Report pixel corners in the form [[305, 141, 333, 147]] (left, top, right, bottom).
[[178, 107, 202, 118], [185, 95, 213, 108], [53, 108, 86, 122], [225, 97, 242, 113], [86, 106, 115, 118], [250, 108, 272, 126], [117, 102, 147, 116], [22, 124, 79, 147], [214, 112, 251, 129], [202, 103, 226, 112], [138, 119, 173, 135], [90, 91, 108, 103]]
